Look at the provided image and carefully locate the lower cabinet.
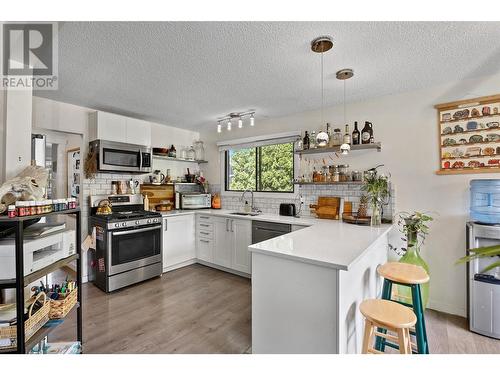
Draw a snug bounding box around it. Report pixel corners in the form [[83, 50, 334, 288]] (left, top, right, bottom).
[[197, 215, 252, 275], [162, 215, 195, 271]]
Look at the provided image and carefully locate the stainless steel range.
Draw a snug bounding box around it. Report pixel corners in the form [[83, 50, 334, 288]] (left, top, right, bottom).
[[90, 194, 162, 292]]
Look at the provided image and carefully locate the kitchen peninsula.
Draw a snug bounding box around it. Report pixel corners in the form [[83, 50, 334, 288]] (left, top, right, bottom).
[[249, 219, 392, 354]]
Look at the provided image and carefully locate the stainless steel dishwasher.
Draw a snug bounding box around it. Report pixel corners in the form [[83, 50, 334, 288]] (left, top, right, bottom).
[[252, 220, 292, 244]]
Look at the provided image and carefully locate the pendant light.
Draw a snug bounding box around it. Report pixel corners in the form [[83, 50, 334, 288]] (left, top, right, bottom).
[[227, 119, 232, 131], [337, 68, 354, 155], [250, 113, 255, 126], [311, 36, 333, 147], [238, 117, 243, 128], [217, 121, 222, 133]]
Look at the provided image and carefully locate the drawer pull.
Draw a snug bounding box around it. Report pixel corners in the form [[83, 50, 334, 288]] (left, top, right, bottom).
[[199, 216, 210, 219], [200, 224, 210, 227], [199, 239, 210, 243], [200, 231, 209, 235]]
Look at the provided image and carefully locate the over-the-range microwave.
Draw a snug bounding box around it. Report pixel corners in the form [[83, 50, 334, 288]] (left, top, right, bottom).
[[89, 139, 152, 174]]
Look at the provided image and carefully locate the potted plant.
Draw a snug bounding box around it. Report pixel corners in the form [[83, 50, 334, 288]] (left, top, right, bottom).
[[392, 211, 433, 308], [456, 245, 500, 274], [362, 172, 390, 226]]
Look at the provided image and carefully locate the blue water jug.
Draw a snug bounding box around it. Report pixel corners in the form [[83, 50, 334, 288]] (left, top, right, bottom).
[[470, 179, 500, 224]]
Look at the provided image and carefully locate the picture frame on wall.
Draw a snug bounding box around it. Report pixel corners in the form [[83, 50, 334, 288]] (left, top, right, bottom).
[[67, 147, 81, 199]]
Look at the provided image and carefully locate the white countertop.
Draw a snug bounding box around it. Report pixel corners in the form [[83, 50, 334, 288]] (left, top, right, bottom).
[[158, 209, 392, 271]]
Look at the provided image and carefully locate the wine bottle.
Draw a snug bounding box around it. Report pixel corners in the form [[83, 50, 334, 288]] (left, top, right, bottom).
[[361, 121, 372, 144], [303, 131, 310, 150], [343, 125, 351, 145], [352, 121, 360, 145], [310, 131, 317, 149]]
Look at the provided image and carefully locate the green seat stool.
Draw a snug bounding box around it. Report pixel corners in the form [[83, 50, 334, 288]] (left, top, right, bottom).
[[375, 262, 430, 354]]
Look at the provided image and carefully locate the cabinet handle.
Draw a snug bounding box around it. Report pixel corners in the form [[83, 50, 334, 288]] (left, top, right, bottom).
[[164, 219, 168, 231], [200, 231, 209, 235], [231, 219, 234, 232], [200, 224, 210, 227], [199, 216, 210, 219], [200, 239, 210, 243]]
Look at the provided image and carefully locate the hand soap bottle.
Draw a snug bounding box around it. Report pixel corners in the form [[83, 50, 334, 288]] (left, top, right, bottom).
[[244, 201, 251, 213]]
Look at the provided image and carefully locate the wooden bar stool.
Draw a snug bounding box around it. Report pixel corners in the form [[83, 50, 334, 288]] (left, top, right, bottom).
[[376, 262, 430, 354], [360, 299, 417, 354]]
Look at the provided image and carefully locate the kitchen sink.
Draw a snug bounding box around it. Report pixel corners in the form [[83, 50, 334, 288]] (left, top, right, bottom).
[[230, 212, 260, 216]]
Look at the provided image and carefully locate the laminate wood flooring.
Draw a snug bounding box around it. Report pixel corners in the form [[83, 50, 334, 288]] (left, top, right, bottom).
[[50, 264, 500, 354]]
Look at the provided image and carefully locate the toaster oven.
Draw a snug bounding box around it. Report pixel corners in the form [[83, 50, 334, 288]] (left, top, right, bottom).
[[177, 193, 211, 210]]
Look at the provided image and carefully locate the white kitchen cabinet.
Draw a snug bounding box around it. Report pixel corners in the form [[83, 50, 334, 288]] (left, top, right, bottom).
[[213, 216, 232, 268], [231, 219, 252, 273], [197, 215, 252, 275], [89, 111, 151, 146], [126, 117, 152, 146], [162, 215, 195, 272]]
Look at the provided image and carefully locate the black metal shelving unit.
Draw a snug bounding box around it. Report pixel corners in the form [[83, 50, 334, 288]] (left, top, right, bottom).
[[0, 208, 82, 354]]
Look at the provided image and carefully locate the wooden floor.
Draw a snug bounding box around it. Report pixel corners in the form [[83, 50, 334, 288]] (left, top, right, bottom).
[[51, 264, 500, 354]]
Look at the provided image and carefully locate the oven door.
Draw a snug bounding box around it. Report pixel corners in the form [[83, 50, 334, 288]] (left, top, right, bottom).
[[98, 140, 152, 173], [107, 224, 162, 275]]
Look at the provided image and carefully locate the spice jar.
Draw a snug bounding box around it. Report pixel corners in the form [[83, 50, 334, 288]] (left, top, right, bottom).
[[8, 205, 16, 218], [16, 201, 27, 217], [28, 201, 36, 216], [35, 201, 43, 215], [352, 171, 362, 182]]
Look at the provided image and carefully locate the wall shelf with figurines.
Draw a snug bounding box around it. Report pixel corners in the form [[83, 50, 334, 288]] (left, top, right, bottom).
[[435, 94, 500, 175]]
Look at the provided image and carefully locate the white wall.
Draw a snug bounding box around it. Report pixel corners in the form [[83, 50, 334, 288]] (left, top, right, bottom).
[[0, 90, 5, 182], [201, 72, 500, 317]]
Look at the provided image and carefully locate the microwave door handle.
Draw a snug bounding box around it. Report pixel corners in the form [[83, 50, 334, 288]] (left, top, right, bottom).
[[139, 149, 143, 169]]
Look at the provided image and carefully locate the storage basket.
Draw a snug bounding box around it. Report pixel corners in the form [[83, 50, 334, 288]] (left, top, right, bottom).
[[49, 288, 78, 319], [0, 292, 50, 350]]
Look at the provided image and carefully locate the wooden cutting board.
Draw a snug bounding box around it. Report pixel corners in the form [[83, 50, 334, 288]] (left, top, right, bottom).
[[140, 184, 174, 206], [310, 196, 343, 220]]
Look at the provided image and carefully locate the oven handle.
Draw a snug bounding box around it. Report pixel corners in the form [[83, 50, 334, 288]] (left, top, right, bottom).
[[112, 225, 162, 236]]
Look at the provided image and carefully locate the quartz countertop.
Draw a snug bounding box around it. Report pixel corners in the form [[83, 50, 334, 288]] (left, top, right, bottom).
[[160, 209, 392, 271]]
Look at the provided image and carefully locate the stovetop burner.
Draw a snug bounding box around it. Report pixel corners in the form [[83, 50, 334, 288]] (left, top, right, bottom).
[[94, 210, 161, 222]]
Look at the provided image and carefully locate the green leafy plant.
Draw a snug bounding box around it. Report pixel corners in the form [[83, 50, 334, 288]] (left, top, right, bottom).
[[399, 211, 434, 247], [456, 245, 500, 273], [361, 173, 389, 207]]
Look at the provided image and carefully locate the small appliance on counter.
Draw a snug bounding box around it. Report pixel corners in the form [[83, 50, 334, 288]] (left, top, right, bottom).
[[89, 194, 162, 292], [279, 203, 296, 217], [176, 192, 211, 210], [467, 179, 500, 339]]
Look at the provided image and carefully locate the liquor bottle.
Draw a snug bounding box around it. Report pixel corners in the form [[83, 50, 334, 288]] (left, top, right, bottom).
[[352, 121, 360, 145], [326, 123, 332, 146], [342, 125, 351, 145], [361, 121, 372, 144], [303, 131, 310, 150], [310, 131, 317, 149], [369, 122, 375, 143]]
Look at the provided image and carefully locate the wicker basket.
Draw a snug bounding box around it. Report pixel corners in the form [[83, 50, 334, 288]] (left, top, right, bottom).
[[0, 292, 50, 350], [49, 288, 78, 319]]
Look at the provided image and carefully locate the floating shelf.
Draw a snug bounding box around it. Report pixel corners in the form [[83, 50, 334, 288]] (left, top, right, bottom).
[[440, 113, 500, 124], [294, 142, 381, 155], [153, 154, 208, 164], [436, 167, 500, 175], [293, 181, 364, 186], [440, 126, 500, 137]]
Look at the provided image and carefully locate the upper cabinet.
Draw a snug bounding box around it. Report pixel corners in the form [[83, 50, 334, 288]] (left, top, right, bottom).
[[89, 111, 151, 146]]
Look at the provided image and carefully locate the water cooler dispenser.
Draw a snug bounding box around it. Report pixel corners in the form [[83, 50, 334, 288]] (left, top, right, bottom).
[[467, 179, 500, 339]]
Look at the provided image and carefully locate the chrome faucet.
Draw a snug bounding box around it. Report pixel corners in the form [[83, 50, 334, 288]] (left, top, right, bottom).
[[241, 189, 259, 212]]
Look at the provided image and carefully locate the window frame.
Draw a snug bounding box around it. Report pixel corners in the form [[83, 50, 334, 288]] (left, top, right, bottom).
[[224, 142, 295, 194]]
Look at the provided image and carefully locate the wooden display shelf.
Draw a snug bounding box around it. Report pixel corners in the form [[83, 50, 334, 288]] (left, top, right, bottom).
[[295, 142, 381, 155], [436, 167, 500, 175], [153, 154, 208, 164], [439, 113, 500, 124], [440, 126, 500, 136], [441, 140, 500, 148], [442, 154, 497, 160]]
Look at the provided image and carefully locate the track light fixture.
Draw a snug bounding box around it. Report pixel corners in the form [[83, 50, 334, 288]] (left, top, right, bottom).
[[216, 110, 256, 133]]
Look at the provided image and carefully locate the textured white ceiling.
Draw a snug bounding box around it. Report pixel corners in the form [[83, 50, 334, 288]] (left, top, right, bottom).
[[36, 22, 500, 130]]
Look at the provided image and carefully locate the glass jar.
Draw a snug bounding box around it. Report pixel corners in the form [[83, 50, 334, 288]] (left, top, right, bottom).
[[16, 201, 27, 217], [332, 129, 342, 146], [193, 141, 205, 161], [352, 171, 362, 182], [187, 145, 196, 160], [180, 146, 188, 160], [316, 131, 329, 147], [8, 205, 16, 218]]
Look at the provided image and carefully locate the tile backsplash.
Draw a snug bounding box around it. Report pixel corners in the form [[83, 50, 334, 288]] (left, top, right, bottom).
[[212, 183, 395, 219]]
